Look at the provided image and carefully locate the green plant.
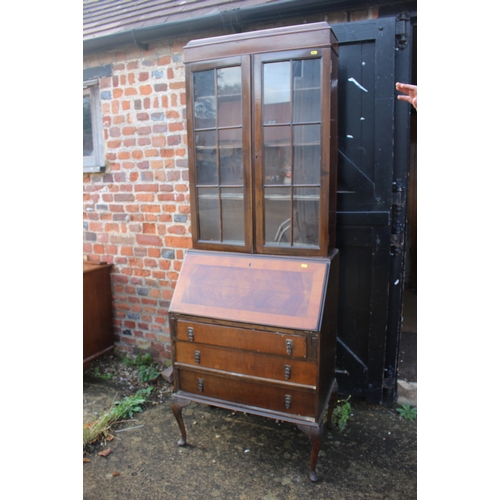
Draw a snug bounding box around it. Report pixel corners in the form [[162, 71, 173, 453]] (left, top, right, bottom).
[[332, 396, 352, 432], [83, 387, 154, 447], [122, 352, 161, 382], [92, 366, 112, 380], [396, 403, 417, 421], [138, 364, 161, 383]]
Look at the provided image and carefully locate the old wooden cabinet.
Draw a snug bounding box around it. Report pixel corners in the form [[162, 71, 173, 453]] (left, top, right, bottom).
[[83, 262, 114, 371], [169, 22, 339, 481]]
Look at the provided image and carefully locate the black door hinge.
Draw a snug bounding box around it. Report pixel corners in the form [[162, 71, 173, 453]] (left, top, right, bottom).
[[396, 12, 410, 50], [392, 181, 404, 214]]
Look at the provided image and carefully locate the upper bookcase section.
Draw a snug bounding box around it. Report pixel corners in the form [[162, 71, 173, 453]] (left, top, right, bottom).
[[184, 22, 338, 63]]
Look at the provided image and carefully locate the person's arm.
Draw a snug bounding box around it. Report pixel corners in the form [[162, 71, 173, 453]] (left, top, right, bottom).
[[396, 82, 417, 110]]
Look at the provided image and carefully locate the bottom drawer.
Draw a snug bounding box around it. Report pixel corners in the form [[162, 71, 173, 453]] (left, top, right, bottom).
[[178, 368, 316, 418]]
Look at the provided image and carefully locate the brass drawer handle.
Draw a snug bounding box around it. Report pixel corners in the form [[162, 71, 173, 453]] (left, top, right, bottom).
[[194, 350, 201, 364], [286, 339, 293, 355], [284, 364, 291, 380], [198, 378, 204, 392], [187, 327, 194, 342], [285, 394, 292, 409]]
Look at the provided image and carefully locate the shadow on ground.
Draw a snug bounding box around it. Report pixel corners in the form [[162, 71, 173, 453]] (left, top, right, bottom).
[[84, 372, 416, 500]]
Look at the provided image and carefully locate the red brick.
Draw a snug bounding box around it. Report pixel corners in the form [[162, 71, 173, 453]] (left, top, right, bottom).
[[165, 235, 191, 248], [135, 184, 158, 192], [121, 246, 134, 256], [143, 223, 156, 234], [136, 193, 155, 203], [167, 225, 186, 235], [137, 234, 162, 246]]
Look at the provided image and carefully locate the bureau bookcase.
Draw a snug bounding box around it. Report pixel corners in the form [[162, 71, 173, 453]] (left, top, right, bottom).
[[169, 22, 339, 482]]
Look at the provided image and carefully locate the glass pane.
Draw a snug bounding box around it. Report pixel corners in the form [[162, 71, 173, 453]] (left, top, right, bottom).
[[194, 70, 216, 129], [221, 188, 244, 243], [83, 96, 93, 156], [292, 125, 321, 185], [293, 59, 321, 123], [219, 128, 243, 185], [198, 187, 220, 241], [263, 62, 291, 125], [293, 187, 320, 247], [264, 126, 291, 185], [264, 186, 291, 246], [217, 67, 242, 127], [195, 131, 217, 185]]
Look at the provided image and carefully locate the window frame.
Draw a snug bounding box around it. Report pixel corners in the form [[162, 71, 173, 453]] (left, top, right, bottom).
[[83, 79, 105, 173]]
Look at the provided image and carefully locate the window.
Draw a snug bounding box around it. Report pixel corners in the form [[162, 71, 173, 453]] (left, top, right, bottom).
[[83, 79, 105, 172]]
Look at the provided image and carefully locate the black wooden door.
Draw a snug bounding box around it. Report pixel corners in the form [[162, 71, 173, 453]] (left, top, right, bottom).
[[331, 17, 412, 404]]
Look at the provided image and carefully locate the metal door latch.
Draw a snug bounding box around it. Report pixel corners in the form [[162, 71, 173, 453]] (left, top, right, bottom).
[[187, 327, 194, 342], [194, 350, 201, 364], [285, 394, 292, 409], [284, 365, 291, 380], [286, 339, 293, 355]]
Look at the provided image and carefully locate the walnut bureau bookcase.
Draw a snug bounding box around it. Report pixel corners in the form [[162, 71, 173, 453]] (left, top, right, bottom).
[[169, 22, 339, 482]]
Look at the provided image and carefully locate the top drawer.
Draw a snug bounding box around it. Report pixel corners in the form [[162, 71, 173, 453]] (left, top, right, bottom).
[[175, 320, 308, 358]]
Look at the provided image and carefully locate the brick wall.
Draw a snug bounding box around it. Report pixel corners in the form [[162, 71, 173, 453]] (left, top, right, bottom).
[[83, 38, 193, 362], [83, 8, 379, 364]]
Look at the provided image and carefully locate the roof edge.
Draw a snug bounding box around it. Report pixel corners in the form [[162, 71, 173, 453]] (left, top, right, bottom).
[[83, 0, 372, 55]]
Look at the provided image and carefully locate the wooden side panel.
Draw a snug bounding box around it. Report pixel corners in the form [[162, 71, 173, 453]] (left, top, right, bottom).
[[83, 263, 114, 368]]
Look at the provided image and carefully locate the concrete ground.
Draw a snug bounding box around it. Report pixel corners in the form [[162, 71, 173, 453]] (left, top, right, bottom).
[[83, 373, 416, 500]]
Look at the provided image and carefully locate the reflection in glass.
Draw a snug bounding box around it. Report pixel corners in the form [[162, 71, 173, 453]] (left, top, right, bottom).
[[194, 70, 216, 129], [195, 131, 217, 185], [219, 128, 243, 185], [83, 96, 93, 156], [264, 186, 291, 246], [264, 126, 290, 185], [293, 125, 321, 185], [293, 187, 320, 247], [198, 187, 220, 241], [221, 188, 244, 243], [263, 62, 291, 124], [217, 67, 242, 127], [292, 59, 321, 123]]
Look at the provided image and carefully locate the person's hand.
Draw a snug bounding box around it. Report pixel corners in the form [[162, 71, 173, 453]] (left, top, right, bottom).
[[396, 82, 417, 110]]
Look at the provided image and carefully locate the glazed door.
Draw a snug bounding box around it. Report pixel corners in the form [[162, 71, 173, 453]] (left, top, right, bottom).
[[186, 56, 253, 253], [332, 17, 412, 404], [253, 48, 333, 256]]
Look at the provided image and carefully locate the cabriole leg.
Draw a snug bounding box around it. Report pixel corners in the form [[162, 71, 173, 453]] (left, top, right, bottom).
[[297, 423, 323, 482], [170, 396, 191, 446]]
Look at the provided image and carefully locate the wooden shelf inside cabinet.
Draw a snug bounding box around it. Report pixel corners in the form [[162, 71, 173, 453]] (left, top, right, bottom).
[[169, 248, 339, 482]]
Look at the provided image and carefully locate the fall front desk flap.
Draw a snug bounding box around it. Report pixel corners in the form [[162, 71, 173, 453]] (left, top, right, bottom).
[[169, 250, 330, 331]]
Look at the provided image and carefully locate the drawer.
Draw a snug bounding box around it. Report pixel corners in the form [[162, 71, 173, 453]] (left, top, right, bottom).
[[175, 341, 316, 386], [178, 368, 316, 418], [175, 320, 308, 358]]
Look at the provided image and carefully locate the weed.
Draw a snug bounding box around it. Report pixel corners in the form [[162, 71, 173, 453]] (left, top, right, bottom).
[[138, 364, 161, 383], [92, 366, 112, 380], [332, 396, 352, 432], [123, 352, 154, 367], [83, 387, 154, 447], [122, 352, 161, 383], [396, 403, 417, 421]]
